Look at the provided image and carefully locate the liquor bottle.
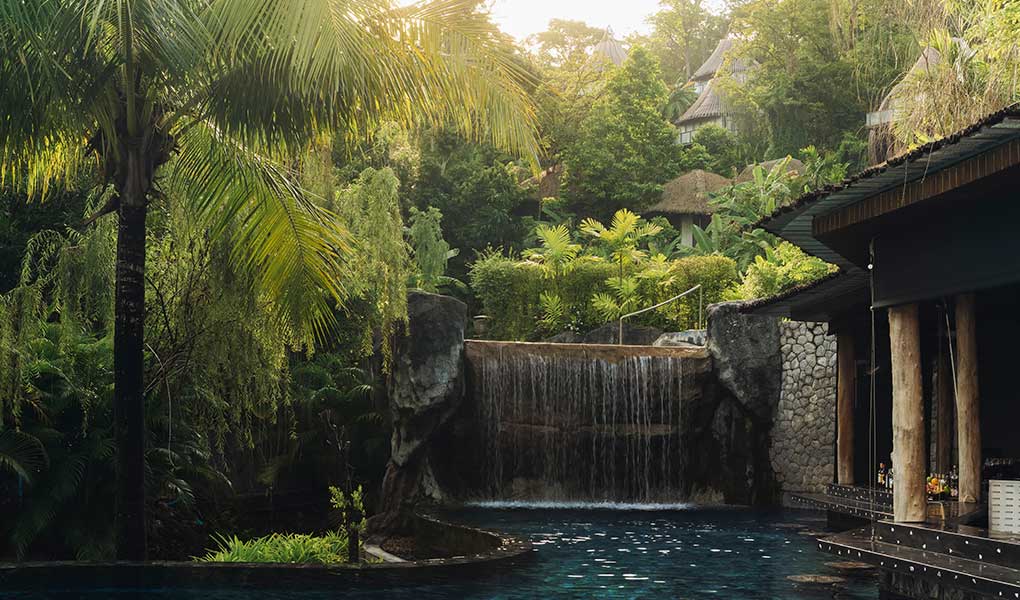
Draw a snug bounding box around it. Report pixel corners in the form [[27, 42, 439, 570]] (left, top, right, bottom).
[[878, 463, 886, 487], [950, 466, 959, 499], [888, 467, 894, 491]]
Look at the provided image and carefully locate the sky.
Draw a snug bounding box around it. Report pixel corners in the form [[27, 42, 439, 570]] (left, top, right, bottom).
[[488, 0, 664, 42]]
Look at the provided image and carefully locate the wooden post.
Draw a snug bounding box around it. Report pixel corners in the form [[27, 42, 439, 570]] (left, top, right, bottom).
[[955, 293, 981, 503], [837, 332, 856, 485], [889, 304, 926, 523], [935, 341, 954, 474]]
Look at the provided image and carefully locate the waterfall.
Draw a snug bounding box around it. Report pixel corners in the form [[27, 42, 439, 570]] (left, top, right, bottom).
[[472, 344, 688, 503]]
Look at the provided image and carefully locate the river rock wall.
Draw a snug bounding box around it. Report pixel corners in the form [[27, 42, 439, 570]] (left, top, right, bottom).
[[771, 321, 837, 495]]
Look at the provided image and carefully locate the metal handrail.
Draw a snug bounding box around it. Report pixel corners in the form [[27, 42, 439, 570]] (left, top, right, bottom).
[[618, 284, 703, 345]]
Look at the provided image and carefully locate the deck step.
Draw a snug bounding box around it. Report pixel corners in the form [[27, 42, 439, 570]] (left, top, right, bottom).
[[818, 528, 1020, 598], [827, 484, 893, 507], [791, 492, 893, 521], [871, 521, 1020, 570]]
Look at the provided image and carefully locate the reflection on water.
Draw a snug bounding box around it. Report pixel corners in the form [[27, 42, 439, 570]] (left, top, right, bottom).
[[9, 507, 878, 600]]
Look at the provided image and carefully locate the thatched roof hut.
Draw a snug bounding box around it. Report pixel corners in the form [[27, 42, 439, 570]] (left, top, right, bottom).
[[678, 80, 725, 125], [645, 169, 731, 217], [691, 38, 750, 82], [678, 38, 751, 131], [592, 29, 627, 67], [735, 158, 804, 183], [866, 40, 970, 163]]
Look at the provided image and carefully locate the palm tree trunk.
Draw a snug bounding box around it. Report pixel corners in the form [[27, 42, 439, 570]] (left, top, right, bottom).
[[113, 162, 149, 561]]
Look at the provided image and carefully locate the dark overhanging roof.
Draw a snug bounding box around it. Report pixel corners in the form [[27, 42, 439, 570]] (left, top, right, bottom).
[[743, 105, 1020, 320], [740, 268, 871, 321], [755, 104, 1020, 271]]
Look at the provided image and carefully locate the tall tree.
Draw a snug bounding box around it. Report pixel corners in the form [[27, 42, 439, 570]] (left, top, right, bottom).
[[643, 0, 728, 84], [0, 0, 537, 559], [527, 19, 607, 69], [723, 0, 915, 157], [563, 47, 682, 219]]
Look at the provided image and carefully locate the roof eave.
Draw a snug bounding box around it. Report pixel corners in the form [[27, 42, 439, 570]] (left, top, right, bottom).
[[754, 106, 1020, 269]]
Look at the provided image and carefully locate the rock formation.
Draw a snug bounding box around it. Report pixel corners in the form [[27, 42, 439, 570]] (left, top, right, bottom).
[[369, 292, 467, 535], [681, 302, 782, 505]]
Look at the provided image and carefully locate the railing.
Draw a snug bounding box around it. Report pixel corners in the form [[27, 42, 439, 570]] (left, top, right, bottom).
[[618, 285, 703, 345]]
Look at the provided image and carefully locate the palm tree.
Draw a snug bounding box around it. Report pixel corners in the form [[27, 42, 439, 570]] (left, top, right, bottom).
[[580, 209, 662, 285], [523, 224, 582, 279], [0, 0, 538, 559]]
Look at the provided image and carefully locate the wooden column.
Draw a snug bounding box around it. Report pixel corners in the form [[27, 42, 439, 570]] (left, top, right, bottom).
[[889, 303, 926, 523], [935, 343, 954, 474], [955, 293, 981, 503], [837, 332, 856, 485]]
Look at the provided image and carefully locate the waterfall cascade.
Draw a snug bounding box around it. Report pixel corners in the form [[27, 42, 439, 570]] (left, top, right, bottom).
[[467, 341, 707, 503]]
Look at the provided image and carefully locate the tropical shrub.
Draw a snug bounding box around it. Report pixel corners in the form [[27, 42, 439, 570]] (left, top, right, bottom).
[[470, 211, 740, 340], [198, 532, 350, 564], [198, 485, 366, 564], [738, 241, 837, 300]]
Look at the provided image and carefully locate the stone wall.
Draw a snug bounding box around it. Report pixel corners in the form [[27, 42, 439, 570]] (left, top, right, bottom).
[[771, 321, 837, 495]]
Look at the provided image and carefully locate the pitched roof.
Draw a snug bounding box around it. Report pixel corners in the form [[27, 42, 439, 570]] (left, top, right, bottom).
[[735, 158, 805, 183], [644, 169, 731, 216], [754, 104, 1020, 270], [678, 80, 725, 124], [592, 29, 627, 67], [691, 38, 750, 82]]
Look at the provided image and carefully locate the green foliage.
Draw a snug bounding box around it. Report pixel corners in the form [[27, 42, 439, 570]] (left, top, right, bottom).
[[406, 129, 531, 280], [692, 125, 745, 177], [663, 83, 699, 123], [199, 532, 350, 564], [529, 19, 608, 69], [256, 362, 387, 495], [335, 168, 412, 365], [0, 191, 87, 294], [723, 0, 916, 157], [470, 250, 616, 340], [739, 241, 838, 300], [470, 211, 739, 340], [329, 485, 367, 531], [640, 0, 730, 85], [199, 484, 367, 564], [687, 152, 846, 302], [0, 195, 353, 559], [563, 47, 682, 218], [407, 207, 458, 293], [0, 430, 48, 484], [678, 142, 715, 173], [523, 225, 582, 279], [530, 22, 612, 158], [580, 209, 661, 259], [689, 161, 795, 270]]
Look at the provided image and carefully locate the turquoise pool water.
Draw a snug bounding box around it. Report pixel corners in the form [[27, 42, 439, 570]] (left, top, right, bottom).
[[9, 506, 877, 599]]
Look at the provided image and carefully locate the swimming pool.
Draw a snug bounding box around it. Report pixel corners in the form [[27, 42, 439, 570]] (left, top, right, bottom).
[[6, 506, 877, 599]]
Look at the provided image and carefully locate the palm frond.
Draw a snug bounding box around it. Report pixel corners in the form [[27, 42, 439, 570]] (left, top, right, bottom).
[[169, 121, 355, 341], [0, 430, 49, 484], [199, 0, 539, 163]]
